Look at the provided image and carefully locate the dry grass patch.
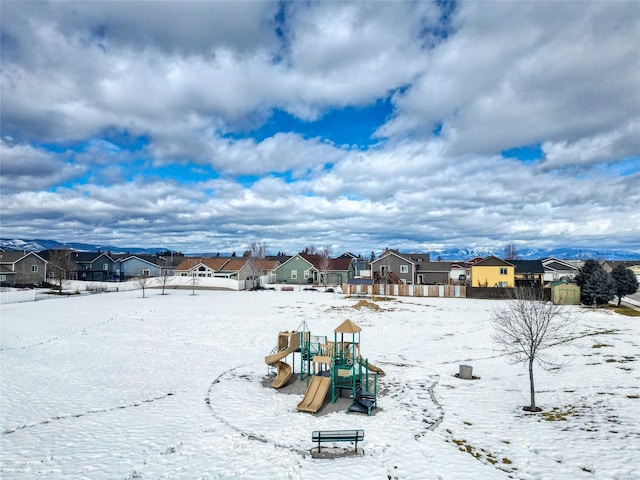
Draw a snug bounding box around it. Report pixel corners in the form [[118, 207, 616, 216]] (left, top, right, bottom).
[[539, 405, 582, 422], [603, 305, 640, 317], [449, 438, 515, 472], [352, 300, 382, 311]]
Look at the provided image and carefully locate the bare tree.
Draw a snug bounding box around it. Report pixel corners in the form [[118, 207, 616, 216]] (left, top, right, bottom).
[[47, 249, 77, 293], [159, 264, 172, 295], [492, 288, 577, 412], [190, 272, 199, 296], [318, 247, 332, 290], [245, 241, 266, 289], [136, 270, 150, 298], [503, 244, 519, 260]]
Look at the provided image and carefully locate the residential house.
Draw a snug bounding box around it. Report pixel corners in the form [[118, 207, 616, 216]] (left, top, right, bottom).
[[510, 260, 545, 288], [249, 258, 281, 284], [542, 257, 580, 284], [370, 250, 429, 284], [470, 256, 515, 288], [215, 258, 248, 279], [416, 261, 457, 285], [0, 251, 49, 287], [338, 252, 369, 277], [450, 262, 468, 285], [174, 257, 229, 278], [274, 253, 355, 285], [72, 252, 115, 282], [112, 254, 166, 280]]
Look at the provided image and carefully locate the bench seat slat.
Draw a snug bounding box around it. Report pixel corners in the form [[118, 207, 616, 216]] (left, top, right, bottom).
[[312, 430, 364, 452]]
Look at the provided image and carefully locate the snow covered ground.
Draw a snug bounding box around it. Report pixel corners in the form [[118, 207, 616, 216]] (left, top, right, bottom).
[[1, 289, 638, 479]]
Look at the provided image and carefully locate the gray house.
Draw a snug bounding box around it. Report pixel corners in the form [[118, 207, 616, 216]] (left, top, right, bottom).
[[0, 251, 49, 287], [370, 250, 430, 284], [542, 257, 580, 284], [73, 252, 115, 281], [112, 254, 165, 280]]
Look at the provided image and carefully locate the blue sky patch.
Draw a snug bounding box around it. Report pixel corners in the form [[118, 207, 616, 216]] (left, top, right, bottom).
[[242, 99, 394, 148], [501, 144, 543, 163]]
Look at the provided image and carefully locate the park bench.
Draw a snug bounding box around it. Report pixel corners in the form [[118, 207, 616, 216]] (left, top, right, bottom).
[[311, 429, 364, 452]]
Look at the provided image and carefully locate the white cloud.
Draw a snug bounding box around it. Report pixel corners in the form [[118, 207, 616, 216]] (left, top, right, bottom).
[[379, 2, 640, 158], [0, 140, 85, 192], [0, 1, 638, 253], [541, 120, 640, 170]]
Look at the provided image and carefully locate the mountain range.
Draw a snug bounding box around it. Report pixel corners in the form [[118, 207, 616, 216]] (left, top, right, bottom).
[[1, 238, 639, 261]]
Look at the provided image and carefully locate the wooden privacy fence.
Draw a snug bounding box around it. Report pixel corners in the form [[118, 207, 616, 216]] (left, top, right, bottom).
[[343, 283, 466, 298]]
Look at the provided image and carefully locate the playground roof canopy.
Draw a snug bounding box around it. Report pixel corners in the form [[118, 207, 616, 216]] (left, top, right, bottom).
[[334, 319, 361, 334]]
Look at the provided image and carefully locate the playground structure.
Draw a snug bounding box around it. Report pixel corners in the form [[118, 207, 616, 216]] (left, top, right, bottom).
[[264, 320, 384, 414]]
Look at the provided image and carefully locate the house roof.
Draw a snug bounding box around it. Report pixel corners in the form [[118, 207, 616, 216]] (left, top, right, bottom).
[[265, 254, 291, 263], [375, 250, 431, 264], [417, 261, 454, 273], [258, 259, 279, 270], [217, 258, 247, 272], [334, 319, 361, 334], [604, 261, 640, 269], [37, 249, 74, 261], [550, 280, 579, 287], [404, 253, 431, 263], [298, 253, 353, 271], [510, 260, 545, 274], [112, 254, 166, 267], [472, 256, 514, 267], [0, 251, 46, 264], [175, 257, 229, 271], [74, 251, 112, 263], [542, 258, 579, 271], [0, 251, 28, 263]]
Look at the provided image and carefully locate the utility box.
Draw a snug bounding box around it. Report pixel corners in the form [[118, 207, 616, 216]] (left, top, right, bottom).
[[459, 365, 473, 379]]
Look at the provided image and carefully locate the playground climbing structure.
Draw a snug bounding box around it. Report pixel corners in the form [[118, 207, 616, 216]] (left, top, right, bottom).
[[265, 319, 383, 415]]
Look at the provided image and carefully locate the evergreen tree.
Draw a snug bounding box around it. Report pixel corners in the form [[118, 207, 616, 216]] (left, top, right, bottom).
[[611, 265, 639, 306], [575, 260, 614, 306]]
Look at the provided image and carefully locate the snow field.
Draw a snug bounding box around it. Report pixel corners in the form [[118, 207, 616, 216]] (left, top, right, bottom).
[[1, 290, 638, 479]]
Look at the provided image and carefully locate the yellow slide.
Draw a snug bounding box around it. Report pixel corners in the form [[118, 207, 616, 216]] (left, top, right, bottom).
[[265, 332, 300, 389], [270, 360, 292, 388], [364, 361, 385, 376], [297, 376, 331, 413]]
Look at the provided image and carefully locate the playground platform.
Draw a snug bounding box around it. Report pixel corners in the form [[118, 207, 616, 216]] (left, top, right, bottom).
[[260, 374, 382, 416]]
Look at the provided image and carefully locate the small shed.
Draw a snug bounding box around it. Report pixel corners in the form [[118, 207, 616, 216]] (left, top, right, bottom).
[[550, 281, 580, 305]]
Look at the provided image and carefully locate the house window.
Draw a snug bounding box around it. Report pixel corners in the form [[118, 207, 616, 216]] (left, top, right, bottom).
[[500, 268, 508, 275], [304, 270, 310, 279], [291, 270, 298, 280], [0, 275, 6, 281], [103, 263, 109, 270], [31, 265, 38, 273], [400, 265, 409, 274], [141, 269, 150, 276], [498, 281, 508, 288]]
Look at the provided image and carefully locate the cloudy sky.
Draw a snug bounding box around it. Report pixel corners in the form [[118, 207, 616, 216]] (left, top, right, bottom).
[[1, 1, 639, 255]]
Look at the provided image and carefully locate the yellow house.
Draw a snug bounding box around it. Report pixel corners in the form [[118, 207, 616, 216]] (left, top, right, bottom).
[[470, 256, 515, 288]]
